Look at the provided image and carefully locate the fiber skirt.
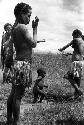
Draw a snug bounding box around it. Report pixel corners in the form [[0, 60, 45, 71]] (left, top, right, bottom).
[[7, 60, 31, 87]]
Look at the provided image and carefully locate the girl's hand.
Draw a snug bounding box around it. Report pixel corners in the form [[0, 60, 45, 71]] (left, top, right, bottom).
[[58, 48, 62, 52], [32, 16, 39, 28]]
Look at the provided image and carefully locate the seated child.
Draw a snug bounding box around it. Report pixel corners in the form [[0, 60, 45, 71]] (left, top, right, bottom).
[[33, 68, 48, 103]]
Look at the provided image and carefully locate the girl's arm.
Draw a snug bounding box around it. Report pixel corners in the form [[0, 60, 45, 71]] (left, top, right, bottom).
[[58, 40, 73, 52]]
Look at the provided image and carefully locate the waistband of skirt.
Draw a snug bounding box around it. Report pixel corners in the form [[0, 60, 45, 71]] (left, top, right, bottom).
[[14, 59, 31, 63], [13, 60, 31, 67]]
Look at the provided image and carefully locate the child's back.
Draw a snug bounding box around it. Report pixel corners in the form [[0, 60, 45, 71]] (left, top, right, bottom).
[[33, 68, 47, 103]]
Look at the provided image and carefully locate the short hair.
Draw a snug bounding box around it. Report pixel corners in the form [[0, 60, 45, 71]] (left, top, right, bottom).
[[4, 23, 12, 30], [14, 2, 32, 18], [72, 29, 82, 36], [37, 68, 46, 77]]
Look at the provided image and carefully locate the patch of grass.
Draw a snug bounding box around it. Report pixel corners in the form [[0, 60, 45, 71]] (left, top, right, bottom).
[[0, 53, 84, 125]]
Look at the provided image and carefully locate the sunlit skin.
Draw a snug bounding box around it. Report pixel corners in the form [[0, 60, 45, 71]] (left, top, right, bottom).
[[6, 3, 38, 125], [59, 34, 84, 61], [58, 31, 84, 98], [5, 25, 12, 34]]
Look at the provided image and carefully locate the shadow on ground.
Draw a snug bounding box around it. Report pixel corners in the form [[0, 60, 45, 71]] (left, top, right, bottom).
[[46, 93, 83, 102], [0, 119, 84, 125], [56, 119, 84, 125]]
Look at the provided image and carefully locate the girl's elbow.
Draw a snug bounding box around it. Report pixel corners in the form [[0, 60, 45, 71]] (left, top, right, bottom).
[[32, 42, 37, 48]]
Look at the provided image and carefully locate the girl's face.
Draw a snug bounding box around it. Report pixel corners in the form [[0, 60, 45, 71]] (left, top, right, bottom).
[[5, 25, 12, 33], [21, 9, 32, 25]]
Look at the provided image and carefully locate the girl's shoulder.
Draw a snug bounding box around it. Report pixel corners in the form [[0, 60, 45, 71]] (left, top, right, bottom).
[[14, 24, 27, 31]]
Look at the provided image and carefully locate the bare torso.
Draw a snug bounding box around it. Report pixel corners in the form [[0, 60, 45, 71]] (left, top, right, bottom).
[[12, 24, 36, 61], [72, 38, 84, 61]]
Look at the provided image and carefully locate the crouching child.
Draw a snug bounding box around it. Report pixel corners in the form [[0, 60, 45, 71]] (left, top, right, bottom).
[[33, 68, 48, 103]]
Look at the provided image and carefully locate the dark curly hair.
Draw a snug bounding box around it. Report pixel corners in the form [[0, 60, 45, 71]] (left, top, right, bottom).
[[37, 68, 46, 78], [4, 23, 12, 30], [72, 29, 82, 37], [14, 2, 32, 19]]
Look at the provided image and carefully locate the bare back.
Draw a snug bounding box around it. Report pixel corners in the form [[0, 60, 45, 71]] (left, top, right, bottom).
[[72, 37, 84, 61]]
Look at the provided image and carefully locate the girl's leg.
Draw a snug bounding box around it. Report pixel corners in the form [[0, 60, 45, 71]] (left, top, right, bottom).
[[39, 94, 45, 103], [68, 77, 79, 92], [12, 97, 21, 125], [7, 87, 14, 124], [29, 69, 32, 87], [68, 75, 82, 97], [12, 85, 25, 125], [33, 93, 38, 103], [38, 91, 45, 103], [74, 77, 81, 87]]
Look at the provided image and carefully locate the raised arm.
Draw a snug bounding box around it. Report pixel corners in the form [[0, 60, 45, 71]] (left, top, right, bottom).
[[58, 40, 73, 52], [32, 17, 46, 43], [21, 24, 37, 48]]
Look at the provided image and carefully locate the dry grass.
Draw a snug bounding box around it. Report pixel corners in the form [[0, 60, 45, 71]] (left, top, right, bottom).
[[0, 53, 84, 125]]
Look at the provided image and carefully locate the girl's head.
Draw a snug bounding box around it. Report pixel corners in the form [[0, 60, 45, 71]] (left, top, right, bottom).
[[4, 23, 12, 33], [14, 2, 32, 24], [37, 68, 46, 78], [72, 29, 82, 38]]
